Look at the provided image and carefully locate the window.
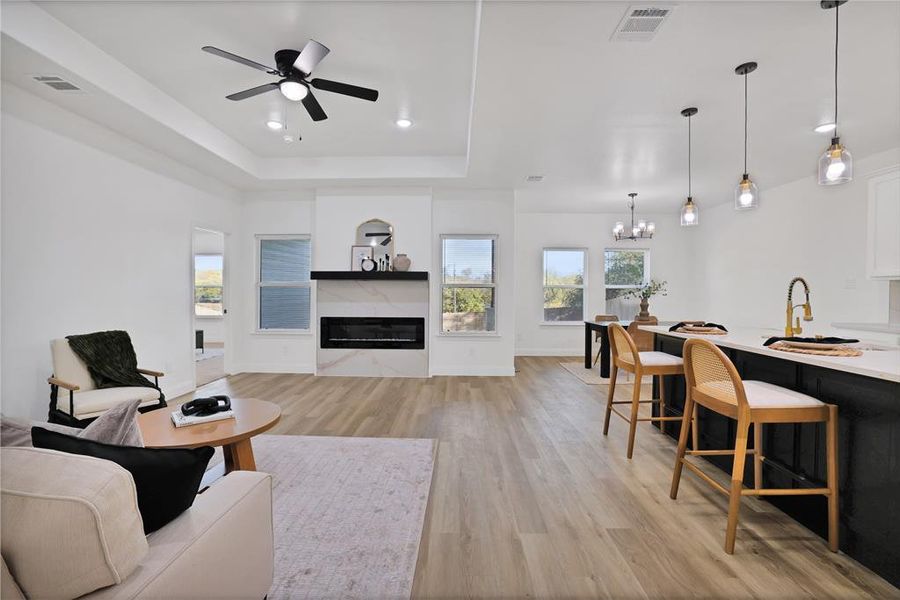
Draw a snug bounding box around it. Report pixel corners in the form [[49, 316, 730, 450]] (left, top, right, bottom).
[[604, 248, 648, 320], [543, 248, 587, 322], [441, 235, 497, 333], [194, 254, 223, 317], [257, 236, 311, 331]]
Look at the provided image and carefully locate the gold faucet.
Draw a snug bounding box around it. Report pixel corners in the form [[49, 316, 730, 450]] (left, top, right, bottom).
[[785, 276, 814, 336]]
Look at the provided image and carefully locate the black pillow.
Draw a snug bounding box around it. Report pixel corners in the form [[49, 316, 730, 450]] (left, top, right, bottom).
[[31, 426, 213, 534]]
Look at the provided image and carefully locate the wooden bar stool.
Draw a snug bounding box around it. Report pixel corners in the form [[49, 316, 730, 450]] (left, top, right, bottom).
[[603, 323, 695, 459], [670, 338, 839, 554]]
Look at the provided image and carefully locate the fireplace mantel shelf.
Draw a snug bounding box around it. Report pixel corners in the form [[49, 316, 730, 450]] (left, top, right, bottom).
[[311, 271, 428, 281]]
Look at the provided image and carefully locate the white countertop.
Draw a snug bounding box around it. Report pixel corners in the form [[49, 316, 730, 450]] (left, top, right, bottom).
[[640, 325, 900, 383]]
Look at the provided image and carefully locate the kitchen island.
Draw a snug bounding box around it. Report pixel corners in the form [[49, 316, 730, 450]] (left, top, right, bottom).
[[640, 325, 900, 587]]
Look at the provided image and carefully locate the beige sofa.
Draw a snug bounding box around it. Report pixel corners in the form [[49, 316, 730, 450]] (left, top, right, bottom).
[[1, 447, 273, 599]]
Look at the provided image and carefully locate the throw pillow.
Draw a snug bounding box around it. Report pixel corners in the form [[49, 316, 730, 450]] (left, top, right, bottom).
[[31, 427, 213, 533], [80, 398, 145, 447], [1, 399, 144, 448]]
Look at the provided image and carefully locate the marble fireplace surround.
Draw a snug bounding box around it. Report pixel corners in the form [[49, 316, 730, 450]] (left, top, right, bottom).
[[316, 279, 429, 377]]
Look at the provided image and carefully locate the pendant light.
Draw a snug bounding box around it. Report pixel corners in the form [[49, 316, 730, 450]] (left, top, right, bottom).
[[818, 0, 853, 185], [680, 107, 699, 227], [734, 62, 759, 210]]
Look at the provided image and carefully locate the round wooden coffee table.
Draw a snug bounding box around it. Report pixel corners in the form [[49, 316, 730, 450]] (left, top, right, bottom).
[[138, 398, 281, 473]]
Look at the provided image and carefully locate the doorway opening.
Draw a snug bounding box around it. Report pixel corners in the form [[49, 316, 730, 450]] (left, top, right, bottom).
[[193, 228, 226, 386]]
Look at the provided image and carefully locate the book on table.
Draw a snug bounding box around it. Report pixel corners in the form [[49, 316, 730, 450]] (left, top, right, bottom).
[[171, 409, 235, 428]]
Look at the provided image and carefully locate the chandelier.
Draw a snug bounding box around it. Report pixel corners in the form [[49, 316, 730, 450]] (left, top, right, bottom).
[[612, 193, 654, 241]]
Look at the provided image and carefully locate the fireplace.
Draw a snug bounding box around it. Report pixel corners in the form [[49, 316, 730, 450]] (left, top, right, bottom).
[[320, 317, 425, 350]]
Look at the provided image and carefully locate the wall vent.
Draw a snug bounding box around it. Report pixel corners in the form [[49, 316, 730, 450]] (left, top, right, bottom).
[[32, 75, 81, 92], [611, 5, 673, 41], [525, 175, 545, 183]]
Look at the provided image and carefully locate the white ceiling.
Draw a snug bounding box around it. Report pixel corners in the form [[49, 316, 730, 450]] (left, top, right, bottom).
[[2, 1, 898, 212]]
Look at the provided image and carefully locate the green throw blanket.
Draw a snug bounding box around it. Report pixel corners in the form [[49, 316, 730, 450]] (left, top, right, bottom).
[[66, 331, 161, 395]]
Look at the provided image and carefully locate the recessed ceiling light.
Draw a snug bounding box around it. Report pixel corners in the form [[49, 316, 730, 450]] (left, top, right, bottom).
[[525, 175, 545, 183], [396, 118, 413, 128], [266, 120, 283, 131], [814, 122, 836, 133], [283, 135, 294, 143]]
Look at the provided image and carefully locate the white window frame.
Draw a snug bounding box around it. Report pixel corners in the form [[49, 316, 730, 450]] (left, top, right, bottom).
[[541, 247, 588, 325], [603, 247, 650, 317], [439, 234, 499, 336], [194, 253, 224, 319], [255, 234, 312, 334]]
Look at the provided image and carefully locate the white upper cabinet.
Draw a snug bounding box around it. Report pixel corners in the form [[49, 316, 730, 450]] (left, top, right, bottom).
[[866, 167, 900, 280]]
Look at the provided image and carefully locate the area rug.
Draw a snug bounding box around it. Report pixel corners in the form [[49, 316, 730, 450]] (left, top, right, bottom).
[[559, 361, 636, 384], [212, 434, 435, 600]]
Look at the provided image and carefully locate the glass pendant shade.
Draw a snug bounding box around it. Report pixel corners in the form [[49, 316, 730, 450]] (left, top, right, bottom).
[[818, 138, 853, 185], [734, 175, 759, 210], [680, 197, 699, 226]]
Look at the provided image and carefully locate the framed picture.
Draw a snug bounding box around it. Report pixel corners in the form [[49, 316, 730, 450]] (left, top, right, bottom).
[[350, 245, 374, 271]]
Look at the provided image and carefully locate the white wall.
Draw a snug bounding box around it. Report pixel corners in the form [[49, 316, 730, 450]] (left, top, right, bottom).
[[313, 188, 432, 272], [514, 209, 698, 356], [692, 148, 899, 337], [193, 228, 225, 344], [1, 113, 240, 419], [431, 190, 516, 376], [231, 192, 316, 374]]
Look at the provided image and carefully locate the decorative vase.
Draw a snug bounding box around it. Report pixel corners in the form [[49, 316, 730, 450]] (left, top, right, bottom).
[[637, 298, 651, 320], [393, 254, 411, 272]]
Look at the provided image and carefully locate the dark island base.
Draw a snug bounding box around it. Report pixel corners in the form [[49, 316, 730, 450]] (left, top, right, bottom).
[[651, 333, 900, 588]]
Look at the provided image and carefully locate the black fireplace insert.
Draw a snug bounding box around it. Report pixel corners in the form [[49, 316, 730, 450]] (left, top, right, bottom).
[[320, 317, 425, 350]]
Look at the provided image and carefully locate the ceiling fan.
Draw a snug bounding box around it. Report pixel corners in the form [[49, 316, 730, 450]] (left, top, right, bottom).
[[201, 40, 378, 122]]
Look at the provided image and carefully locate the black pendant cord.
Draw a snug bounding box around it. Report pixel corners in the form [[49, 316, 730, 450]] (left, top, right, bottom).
[[688, 114, 693, 197], [833, 3, 840, 137], [743, 72, 749, 175]]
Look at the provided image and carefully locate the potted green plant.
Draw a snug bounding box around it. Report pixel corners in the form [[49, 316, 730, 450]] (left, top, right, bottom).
[[623, 279, 668, 320]]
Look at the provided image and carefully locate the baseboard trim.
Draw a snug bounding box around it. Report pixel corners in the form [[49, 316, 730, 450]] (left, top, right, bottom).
[[515, 348, 584, 357], [429, 366, 516, 377], [230, 363, 316, 375], [163, 380, 196, 401]]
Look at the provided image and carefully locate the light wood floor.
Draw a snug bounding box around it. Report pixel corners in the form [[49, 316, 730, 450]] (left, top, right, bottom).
[[189, 356, 898, 599]]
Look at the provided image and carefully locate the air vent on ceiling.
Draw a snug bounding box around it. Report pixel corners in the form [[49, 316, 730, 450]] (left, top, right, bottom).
[[611, 5, 673, 42], [525, 175, 545, 183], [32, 75, 81, 92]]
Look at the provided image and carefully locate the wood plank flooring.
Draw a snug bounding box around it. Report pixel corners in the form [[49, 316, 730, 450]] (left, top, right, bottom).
[[187, 356, 898, 599]]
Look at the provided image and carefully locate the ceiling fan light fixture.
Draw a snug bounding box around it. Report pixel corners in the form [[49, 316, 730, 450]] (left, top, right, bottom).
[[279, 80, 309, 102]]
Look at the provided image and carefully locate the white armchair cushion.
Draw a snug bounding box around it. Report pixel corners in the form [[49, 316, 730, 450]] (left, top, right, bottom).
[[59, 387, 162, 419], [0, 447, 149, 599], [50, 339, 95, 391]]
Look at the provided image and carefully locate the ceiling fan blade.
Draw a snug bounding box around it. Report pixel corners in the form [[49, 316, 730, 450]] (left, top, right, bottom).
[[202, 46, 278, 74], [310, 78, 378, 102], [293, 40, 330, 75], [301, 90, 328, 121], [226, 82, 279, 101], [380, 235, 392, 247]]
